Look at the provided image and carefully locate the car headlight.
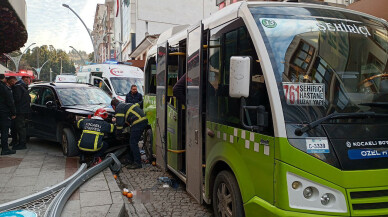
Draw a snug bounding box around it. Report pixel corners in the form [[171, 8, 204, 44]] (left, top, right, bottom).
[[287, 172, 347, 213]]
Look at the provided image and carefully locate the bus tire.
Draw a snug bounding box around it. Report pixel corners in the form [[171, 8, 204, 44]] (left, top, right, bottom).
[[213, 170, 245, 217], [61, 128, 79, 157], [143, 128, 154, 162]]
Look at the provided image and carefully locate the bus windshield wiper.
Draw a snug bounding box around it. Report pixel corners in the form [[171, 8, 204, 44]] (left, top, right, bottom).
[[294, 112, 388, 136], [359, 102, 388, 108]]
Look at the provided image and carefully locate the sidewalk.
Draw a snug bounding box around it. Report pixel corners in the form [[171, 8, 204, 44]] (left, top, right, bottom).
[[0, 138, 125, 217], [115, 164, 213, 217]]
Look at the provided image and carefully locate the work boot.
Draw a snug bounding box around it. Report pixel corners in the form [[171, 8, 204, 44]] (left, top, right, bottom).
[[91, 157, 102, 166], [1, 149, 16, 155], [126, 163, 142, 169], [12, 144, 27, 150]]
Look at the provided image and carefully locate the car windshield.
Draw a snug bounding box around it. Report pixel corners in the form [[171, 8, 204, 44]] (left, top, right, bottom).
[[110, 77, 144, 96], [56, 87, 112, 106], [251, 6, 388, 123]]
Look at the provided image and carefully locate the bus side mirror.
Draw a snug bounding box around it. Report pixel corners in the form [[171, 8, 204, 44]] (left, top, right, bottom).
[[229, 56, 251, 98]]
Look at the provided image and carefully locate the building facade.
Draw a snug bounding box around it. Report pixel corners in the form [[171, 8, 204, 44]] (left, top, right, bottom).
[[92, 0, 218, 63]]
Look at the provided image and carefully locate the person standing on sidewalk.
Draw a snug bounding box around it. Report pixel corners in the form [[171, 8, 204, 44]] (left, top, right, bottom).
[[125, 85, 143, 108], [111, 98, 148, 169], [11, 76, 31, 150], [0, 75, 17, 155]]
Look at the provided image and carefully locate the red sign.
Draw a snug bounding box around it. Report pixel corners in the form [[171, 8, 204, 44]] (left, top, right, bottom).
[[110, 68, 124, 76]]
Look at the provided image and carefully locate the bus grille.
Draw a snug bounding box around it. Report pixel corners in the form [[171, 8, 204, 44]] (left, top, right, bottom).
[[349, 188, 388, 216]]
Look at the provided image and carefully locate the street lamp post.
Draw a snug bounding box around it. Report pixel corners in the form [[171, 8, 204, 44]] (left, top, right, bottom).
[[62, 4, 97, 63], [69, 46, 87, 65], [32, 59, 49, 79], [60, 57, 63, 74], [4, 42, 36, 72]]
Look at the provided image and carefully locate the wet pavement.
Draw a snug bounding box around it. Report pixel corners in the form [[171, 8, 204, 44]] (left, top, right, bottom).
[[116, 164, 213, 217]]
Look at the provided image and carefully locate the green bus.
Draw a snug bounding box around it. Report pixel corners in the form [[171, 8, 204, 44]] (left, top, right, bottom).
[[142, 2, 388, 216]]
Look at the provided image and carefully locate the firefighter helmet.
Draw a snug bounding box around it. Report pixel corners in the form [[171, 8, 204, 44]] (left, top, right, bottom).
[[94, 108, 108, 119]]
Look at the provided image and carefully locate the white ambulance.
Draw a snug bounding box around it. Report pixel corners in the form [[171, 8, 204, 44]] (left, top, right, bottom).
[[77, 62, 144, 101]]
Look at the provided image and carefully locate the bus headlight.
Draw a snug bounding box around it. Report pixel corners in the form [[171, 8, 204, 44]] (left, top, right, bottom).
[[287, 172, 347, 213]]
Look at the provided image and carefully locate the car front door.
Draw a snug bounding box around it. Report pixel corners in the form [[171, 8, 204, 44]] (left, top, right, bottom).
[[27, 87, 42, 136], [92, 76, 113, 97], [33, 87, 58, 140]]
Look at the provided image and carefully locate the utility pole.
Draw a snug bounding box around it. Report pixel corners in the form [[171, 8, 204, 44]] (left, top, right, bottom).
[[50, 68, 53, 82], [120, 0, 123, 62], [36, 47, 40, 69], [60, 57, 63, 74]]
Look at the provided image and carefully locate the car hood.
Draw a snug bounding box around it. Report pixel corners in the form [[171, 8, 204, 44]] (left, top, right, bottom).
[[62, 104, 114, 115]]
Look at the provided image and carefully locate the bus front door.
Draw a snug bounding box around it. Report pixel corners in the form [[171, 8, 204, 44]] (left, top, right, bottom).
[[156, 43, 168, 170], [186, 24, 203, 203]]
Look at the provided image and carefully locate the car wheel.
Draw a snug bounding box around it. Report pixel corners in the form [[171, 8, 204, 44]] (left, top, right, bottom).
[[213, 170, 245, 217], [143, 128, 154, 162], [62, 128, 79, 157]]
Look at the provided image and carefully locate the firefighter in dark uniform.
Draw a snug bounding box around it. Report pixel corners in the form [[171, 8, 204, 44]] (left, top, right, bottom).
[[77, 108, 115, 166], [111, 98, 148, 169]]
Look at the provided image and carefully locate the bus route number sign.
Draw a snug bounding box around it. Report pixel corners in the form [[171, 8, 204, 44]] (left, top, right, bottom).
[[283, 83, 325, 106]]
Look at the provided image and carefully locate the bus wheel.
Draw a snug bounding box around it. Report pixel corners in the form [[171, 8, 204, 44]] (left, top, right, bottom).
[[143, 128, 154, 162], [213, 170, 244, 217]]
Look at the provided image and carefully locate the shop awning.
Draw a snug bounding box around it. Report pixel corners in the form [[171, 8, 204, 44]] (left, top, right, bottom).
[[0, 0, 28, 53]]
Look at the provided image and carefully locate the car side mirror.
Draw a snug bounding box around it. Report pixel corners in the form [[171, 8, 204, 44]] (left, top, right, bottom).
[[45, 101, 56, 108], [229, 56, 251, 98]]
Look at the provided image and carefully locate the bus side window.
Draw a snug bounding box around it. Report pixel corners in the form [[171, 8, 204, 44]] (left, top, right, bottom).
[[145, 57, 157, 94], [207, 23, 274, 136]]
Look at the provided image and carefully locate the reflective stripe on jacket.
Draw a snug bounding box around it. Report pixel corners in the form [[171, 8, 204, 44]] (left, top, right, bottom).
[[77, 118, 115, 152], [115, 102, 147, 130]]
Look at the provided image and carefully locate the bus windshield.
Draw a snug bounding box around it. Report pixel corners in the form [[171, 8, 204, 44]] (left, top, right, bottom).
[[251, 6, 388, 123], [110, 77, 144, 96]]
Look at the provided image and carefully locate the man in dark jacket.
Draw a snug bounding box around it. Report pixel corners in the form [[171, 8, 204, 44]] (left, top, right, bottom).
[[111, 98, 148, 169], [0, 75, 16, 155], [11, 76, 31, 150], [125, 85, 143, 108]]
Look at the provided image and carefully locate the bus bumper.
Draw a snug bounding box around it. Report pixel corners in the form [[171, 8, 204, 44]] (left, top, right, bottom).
[[244, 196, 346, 217]]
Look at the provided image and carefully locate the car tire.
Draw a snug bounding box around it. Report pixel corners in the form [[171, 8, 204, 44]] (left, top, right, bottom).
[[213, 170, 245, 217], [61, 128, 79, 157], [143, 128, 154, 162]]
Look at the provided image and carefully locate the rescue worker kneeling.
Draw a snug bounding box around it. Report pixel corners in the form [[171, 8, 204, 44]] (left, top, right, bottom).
[[111, 98, 148, 169], [77, 108, 115, 166]]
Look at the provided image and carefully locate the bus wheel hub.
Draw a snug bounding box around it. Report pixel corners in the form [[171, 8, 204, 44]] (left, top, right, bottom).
[[217, 183, 232, 216]]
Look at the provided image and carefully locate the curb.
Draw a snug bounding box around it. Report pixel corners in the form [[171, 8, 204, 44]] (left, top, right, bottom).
[[103, 168, 126, 217]]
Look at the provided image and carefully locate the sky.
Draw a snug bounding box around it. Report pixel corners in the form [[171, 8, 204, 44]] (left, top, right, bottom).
[[24, 0, 105, 54]]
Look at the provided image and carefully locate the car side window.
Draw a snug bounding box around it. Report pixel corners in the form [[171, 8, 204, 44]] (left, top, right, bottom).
[[41, 88, 56, 106], [29, 87, 41, 104]]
